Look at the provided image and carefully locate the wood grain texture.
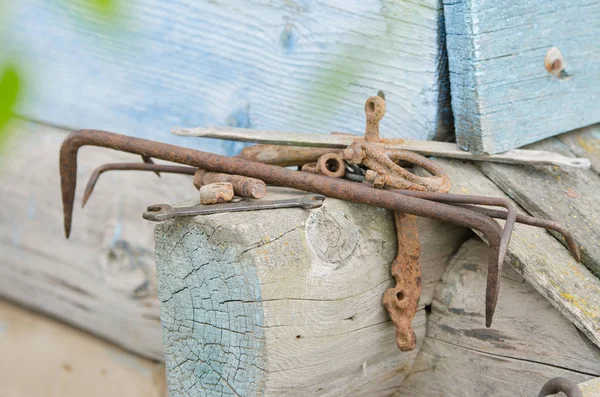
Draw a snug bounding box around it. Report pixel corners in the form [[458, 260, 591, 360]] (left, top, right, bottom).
[[478, 135, 600, 277], [443, 0, 600, 154], [433, 158, 600, 349], [397, 239, 600, 397], [1, 0, 451, 156], [154, 188, 469, 397], [0, 299, 167, 397], [0, 120, 198, 360], [557, 124, 600, 176]]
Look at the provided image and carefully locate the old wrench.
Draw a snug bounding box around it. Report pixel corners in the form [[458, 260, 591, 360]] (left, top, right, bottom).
[[142, 194, 326, 222]]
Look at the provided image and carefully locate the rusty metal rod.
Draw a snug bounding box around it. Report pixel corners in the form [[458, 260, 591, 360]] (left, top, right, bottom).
[[193, 169, 267, 199], [60, 129, 506, 326], [388, 190, 516, 323], [81, 163, 197, 208]]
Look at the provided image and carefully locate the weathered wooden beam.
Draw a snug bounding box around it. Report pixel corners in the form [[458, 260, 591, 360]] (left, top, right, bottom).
[[154, 188, 469, 397], [396, 239, 600, 397], [2, 0, 451, 154], [443, 0, 600, 154], [0, 120, 198, 360], [434, 158, 600, 349]]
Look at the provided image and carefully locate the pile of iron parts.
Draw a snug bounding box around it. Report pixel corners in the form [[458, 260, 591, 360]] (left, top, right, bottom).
[[59, 96, 580, 353]]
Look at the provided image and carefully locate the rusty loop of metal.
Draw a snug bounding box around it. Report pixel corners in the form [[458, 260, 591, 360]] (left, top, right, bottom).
[[538, 377, 583, 397]]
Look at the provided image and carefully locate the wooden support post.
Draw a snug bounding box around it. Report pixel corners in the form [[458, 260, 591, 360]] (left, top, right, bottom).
[[154, 188, 469, 396]]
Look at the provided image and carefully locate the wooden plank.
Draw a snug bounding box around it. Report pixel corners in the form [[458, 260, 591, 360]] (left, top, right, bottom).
[[154, 188, 470, 397], [173, 125, 591, 168], [443, 0, 600, 154], [396, 239, 599, 397], [432, 158, 600, 348], [0, 299, 166, 397], [557, 124, 600, 175], [477, 135, 600, 277], [0, 120, 198, 360], [1, 0, 451, 156]]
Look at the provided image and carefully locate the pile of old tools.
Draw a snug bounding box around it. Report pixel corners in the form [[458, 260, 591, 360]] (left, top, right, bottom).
[[59, 96, 581, 352]]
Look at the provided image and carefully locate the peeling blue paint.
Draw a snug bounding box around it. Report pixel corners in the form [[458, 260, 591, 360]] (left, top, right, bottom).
[[280, 24, 296, 53]]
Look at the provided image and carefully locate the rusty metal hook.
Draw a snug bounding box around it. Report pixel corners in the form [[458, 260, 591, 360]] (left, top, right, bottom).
[[59, 129, 508, 327]]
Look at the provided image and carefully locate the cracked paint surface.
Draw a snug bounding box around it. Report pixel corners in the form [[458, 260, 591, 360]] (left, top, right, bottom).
[[155, 221, 266, 397]]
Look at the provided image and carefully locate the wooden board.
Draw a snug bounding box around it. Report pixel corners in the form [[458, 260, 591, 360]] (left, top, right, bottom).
[[0, 120, 198, 360], [443, 0, 600, 154], [0, 299, 166, 397], [396, 239, 600, 397], [1, 0, 452, 156], [478, 132, 600, 277], [154, 189, 470, 397], [433, 157, 600, 349]]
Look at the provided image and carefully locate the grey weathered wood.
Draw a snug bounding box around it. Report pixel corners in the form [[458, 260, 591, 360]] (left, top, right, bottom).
[[1, 0, 451, 155], [0, 120, 198, 360], [433, 158, 600, 349], [154, 189, 469, 397], [173, 126, 591, 168], [557, 124, 600, 176], [396, 239, 600, 397], [443, 0, 600, 154], [478, 135, 600, 277]]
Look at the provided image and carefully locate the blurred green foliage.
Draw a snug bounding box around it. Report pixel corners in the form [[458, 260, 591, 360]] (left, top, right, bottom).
[[0, 0, 120, 150], [0, 63, 21, 148]]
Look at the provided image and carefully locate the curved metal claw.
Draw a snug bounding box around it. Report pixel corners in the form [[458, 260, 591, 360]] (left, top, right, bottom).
[[538, 377, 582, 397], [82, 163, 197, 208]]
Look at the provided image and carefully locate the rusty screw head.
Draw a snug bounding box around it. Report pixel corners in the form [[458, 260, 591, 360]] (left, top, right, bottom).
[[545, 47, 565, 77]]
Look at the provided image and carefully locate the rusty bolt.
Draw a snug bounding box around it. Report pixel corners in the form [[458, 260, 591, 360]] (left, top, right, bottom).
[[545, 47, 565, 77], [199, 182, 234, 204]]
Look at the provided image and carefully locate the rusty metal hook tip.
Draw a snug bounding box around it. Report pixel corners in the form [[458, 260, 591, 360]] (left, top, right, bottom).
[[81, 163, 197, 208]]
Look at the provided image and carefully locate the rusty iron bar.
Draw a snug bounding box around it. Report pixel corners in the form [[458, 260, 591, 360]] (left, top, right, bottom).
[[82, 163, 196, 208], [193, 169, 267, 199], [382, 212, 421, 351], [538, 377, 583, 397], [60, 129, 507, 327], [239, 144, 334, 167]]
